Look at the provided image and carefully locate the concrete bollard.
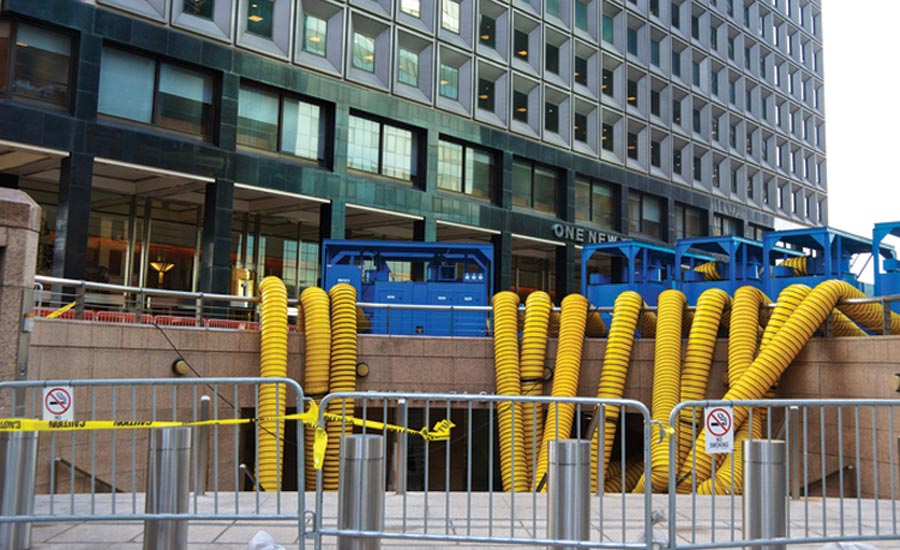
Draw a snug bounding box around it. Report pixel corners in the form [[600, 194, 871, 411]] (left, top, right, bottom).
[[547, 439, 591, 550], [743, 439, 786, 550], [338, 435, 384, 550], [0, 431, 38, 550], [144, 428, 191, 550]]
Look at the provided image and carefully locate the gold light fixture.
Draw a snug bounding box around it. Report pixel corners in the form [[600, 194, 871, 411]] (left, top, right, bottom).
[[248, 15, 264, 22], [150, 261, 175, 285], [440, 79, 449, 85], [517, 49, 528, 56], [479, 94, 489, 100], [309, 35, 322, 42], [481, 34, 491, 40], [516, 107, 527, 113]]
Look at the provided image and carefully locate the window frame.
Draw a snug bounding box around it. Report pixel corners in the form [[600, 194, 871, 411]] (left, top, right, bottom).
[[512, 158, 559, 215], [97, 45, 218, 142], [574, 176, 618, 229], [436, 137, 496, 201], [346, 112, 422, 185], [0, 19, 75, 111], [235, 81, 332, 165]]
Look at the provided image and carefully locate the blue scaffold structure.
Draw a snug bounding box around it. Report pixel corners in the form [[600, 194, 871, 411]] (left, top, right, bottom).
[[872, 222, 900, 313], [674, 235, 771, 305], [321, 239, 493, 336]]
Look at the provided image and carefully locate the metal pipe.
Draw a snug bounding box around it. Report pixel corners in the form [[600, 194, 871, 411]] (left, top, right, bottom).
[[0, 431, 38, 550], [392, 399, 408, 495], [743, 439, 786, 550], [338, 434, 384, 550], [144, 428, 191, 550], [547, 439, 590, 550], [195, 396, 210, 495]]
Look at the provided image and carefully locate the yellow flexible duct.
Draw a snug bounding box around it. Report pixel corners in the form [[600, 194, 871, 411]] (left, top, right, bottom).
[[492, 291, 528, 492], [677, 279, 900, 490], [676, 288, 730, 469], [589, 291, 643, 493], [585, 310, 607, 337], [300, 286, 331, 491], [694, 261, 722, 281], [828, 309, 868, 337], [639, 307, 657, 338], [257, 276, 289, 492], [782, 256, 808, 276], [322, 284, 358, 491], [520, 291, 551, 487], [535, 293, 589, 490], [726, 286, 771, 387], [760, 285, 810, 352], [642, 289, 686, 492], [605, 457, 645, 493], [696, 411, 764, 494]]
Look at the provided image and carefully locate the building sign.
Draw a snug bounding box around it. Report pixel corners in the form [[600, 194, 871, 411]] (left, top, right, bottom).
[[551, 223, 622, 245]]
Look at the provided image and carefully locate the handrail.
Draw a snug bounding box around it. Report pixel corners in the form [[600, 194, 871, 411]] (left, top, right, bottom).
[[52, 457, 122, 494]]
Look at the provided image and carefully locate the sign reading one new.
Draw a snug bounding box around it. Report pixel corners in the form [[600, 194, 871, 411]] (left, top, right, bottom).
[[551, 222, 622, 245]]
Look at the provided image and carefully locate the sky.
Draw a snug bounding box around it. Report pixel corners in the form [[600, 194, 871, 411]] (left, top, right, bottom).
[[821, 0, 900, 238]]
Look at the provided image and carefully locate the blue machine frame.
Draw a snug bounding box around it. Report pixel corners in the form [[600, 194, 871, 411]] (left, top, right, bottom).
[[321, 239, 493, 336], [872, 222, 900, 313], [674, 236, 769, 304], [581, 241, 711, 320], [762, 226, 879, 299]]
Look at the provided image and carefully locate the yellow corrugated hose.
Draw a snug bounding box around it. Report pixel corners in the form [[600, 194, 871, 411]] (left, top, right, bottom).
[[634, 289, 686, 493], [492, 291, 528, 492], [257, 276, 288, 491], [782, 256, 808, 276], [323, 284, 358, 491], [697, 412, 764, 494], [676, 288, 731, 468], [520, 291, 552, 487], [605, 457, 645, 493], [694, 261, 722, 281], [300, 286, 331, 491], [590, 291, 643, 493], [678, 279, 900, 491], [535, 293, 589, 491]]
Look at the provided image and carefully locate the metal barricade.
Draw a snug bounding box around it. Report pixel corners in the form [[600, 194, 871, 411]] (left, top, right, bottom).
[[667, 399, 900, 550], [0, 378, 310, 549], [314, 392, 656, 550]]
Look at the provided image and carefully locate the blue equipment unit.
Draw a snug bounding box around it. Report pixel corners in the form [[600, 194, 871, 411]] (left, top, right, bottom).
[[581, 240, 711, 323], [762, 226, 878, 299], [872, 222, 900, 313], [321, 239, 493, 336], [674, 236, 770, 304]]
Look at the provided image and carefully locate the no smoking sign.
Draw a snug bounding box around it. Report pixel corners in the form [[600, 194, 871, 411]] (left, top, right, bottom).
[[704, 406, 734, 454], [43, 386, 74, 421]]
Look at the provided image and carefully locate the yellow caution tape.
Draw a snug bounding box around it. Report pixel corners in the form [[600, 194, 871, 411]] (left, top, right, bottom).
[[0, 399, 455, 470], [46, 301, 77, 319]]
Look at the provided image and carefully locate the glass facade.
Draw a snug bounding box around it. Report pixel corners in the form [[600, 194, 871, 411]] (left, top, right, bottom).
[[437, 140, 493, 200], [439, 64, 459, 99], [352, 32, 375, 72], [247, 0, 274, 38], [442, 0, 461, 33], [184, 0, 214, 18], [512, 159, 557, 214], [303, 15, 327, 56], [575, 177, 616, 229], [1, 23, 71, 108], [628, 191, 663, 239], [400, 0, 421, 17], [347, 115, 416, 182], [398, 48, 419, 86]]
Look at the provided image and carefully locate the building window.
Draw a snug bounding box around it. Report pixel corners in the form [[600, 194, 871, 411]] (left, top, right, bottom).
[[671, 3, 680, 28], [650, 0, 659, 17], [691, 15, 700, 40], [98, 47, 214, 140], [671, 51, 681, 77], [0, 22, 72, 108], [712, 163, 720, 187], [236, 84, 327, 162], [602, 15, 614, 43], [479, 15, 495, 47], [627, 132, 638, 159], [710, 70, 718, 95], [675, 203, 704, 239], [437, 139, 494, 200], [575, 0, 589, 31], [650, 89, 660, 116], [442, 0, 461, 33], [575, 177, 617, 228], [184, 0, 213, 18], [602, 68, 613, 96], [574, 112, 587, 142], [650, 39, 660, 66], [397, 48, 419, 86], [574, 55, 588, 86], [400, 0, 421, 17], [711, 117, 718, 140], [513, 91, 528, 122], [650, 140, 661, 167], [673, 148, 682, 174], [514, 30, 529, 60], [546, 0, 560, 18], [602, 122, 614, 151], [247, 0, 275, 38], [477, 78, 494, 110], [439, 64, 459, 99], [512, 160, 558, 214], [627, 79, 637, 106], [714, 214, 741, 236], [693, 155, 701, 181], [352, 32, 376, 72], [347, 114, 418, 182], [628, 191, 663, 239], [545, 102, 559, 133], [303, 15, 327, 57], [627, 27, 638, 55], [692, 61, 700, 86], [672, 99, 682, 124], [546, 43, 559, 74]]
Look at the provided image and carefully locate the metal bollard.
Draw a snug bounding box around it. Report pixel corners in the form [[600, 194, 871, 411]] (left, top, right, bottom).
[[743, 440, 786, 550], [338, 435, 384, 550], [547, 439, 591, 550], [0, 431, 38, 550], [144, 428, 191, 550]]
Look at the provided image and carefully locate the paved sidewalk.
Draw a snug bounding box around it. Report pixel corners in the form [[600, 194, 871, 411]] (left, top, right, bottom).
[[21, 492, 900, 549]]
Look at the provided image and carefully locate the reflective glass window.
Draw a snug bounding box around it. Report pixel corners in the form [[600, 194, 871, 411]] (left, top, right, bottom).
[[303, 15, 327, 56], [156, 63, 214, 139], [574, 112, 587, 142], [98, 48, 155, 123], [281, 98, 321, 160], [544, 102, 558, 133], [398, 48, 418, 86], [352, 32, 375, 72], [442, 0, 461, 33], [347, 116, 380, 173], [247, 0, 275, 38], [184, 0, 213, 18], [439, 64, 459, 99], [400, 0, 421, 17], [12, 24, 71, 107], [237, 86, 279, 151]]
